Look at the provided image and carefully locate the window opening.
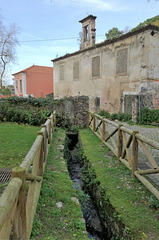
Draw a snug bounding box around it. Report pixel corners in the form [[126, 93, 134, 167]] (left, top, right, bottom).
[[84, 25, 89, 42], [20, 79, 22, 93]]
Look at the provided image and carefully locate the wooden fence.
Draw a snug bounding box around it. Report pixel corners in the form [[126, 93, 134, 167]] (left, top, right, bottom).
[[0, 112, 56, 240], [88, 111, 159, 201]]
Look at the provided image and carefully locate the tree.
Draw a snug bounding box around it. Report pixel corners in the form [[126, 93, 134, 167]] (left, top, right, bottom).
[[123, 26, 131, 34], [0, 21, 19, 89], [0, 86, 11, 95], [105, 27, 123, 40]]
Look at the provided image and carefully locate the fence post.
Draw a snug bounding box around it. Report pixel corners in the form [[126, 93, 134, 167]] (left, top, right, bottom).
[[53, 111, 56, 126], [118, 124, 123, 162], [48, 120, 51, 144], [11, 167, 26, 240], [37, 132, 44, 176], [102, 118, 105, 143], [87, 111, 90, 127], [132, 131, 139, 177], [93, 112, 96, 133], [48, 115, 53, 133]]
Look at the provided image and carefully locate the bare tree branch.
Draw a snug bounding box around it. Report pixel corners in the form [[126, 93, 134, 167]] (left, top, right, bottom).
[[0, 22, 19, 89]]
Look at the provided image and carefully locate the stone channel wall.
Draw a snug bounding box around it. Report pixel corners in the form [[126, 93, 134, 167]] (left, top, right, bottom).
[[53, 96, 89, 128]]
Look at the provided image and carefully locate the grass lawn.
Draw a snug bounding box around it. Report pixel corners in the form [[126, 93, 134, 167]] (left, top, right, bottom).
[[31, 128, 88, 240], [79, 128, 159, 240], [0, 122, 40, 168]]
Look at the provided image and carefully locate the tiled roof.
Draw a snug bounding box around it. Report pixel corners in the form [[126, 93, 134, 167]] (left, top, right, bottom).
[[12, 65, 53, 76]]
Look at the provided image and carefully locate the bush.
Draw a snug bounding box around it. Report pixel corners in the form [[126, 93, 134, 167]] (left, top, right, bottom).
[[123, 113, 132, 122], [110, 113, 118, 120], [5, 96, 52, 107], [116, 112, 125, 121], [98, 110, 111, 118], [148, 195, 159, 209], [0, 97, 51, 126], [0, 86, 11, 95], [0, 101, 9, 121], [139, 108, 159, 125], [98, 110, 132, 122]]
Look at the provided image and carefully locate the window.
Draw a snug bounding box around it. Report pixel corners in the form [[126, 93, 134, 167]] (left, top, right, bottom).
[[59, 65, 64, 81], [116, 48, 128, 75], [15, 80, 18, 90], [95, 97, 100, 108], [84, 25, 89, 42], [20, 79, 22, 93], [73, 61, 79, 80], [92, 56, 100, 78]]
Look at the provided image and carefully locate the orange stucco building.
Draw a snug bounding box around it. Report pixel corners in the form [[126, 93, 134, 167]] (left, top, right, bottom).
[[12, 65, 53, 98]]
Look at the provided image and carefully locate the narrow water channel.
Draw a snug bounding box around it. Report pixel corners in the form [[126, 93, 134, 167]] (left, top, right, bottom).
[[64, 132, 109, 240]]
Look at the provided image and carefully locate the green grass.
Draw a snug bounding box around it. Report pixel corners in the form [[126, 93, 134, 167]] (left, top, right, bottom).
[[0, 122, 40, 168], [79, 128, 159, 240], [31, 128, 88, 240]]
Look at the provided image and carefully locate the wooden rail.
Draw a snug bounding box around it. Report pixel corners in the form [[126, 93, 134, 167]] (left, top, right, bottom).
[[0, 111, 56, 240], [88, 111, 159, 201]]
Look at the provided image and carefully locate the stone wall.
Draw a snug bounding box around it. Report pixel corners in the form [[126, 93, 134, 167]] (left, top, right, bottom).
[[53, 96, 89, 128], [131, 81, 159, 122]]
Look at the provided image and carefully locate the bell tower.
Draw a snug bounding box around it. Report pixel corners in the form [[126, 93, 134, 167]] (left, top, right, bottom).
[[79, 15, 97, 50]]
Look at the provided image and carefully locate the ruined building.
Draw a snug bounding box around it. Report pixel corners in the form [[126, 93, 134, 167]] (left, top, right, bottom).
[[52, 15, 159, 114]]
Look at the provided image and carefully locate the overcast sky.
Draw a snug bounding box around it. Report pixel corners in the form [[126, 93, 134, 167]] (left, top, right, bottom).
[[1, 0, 159, 84]]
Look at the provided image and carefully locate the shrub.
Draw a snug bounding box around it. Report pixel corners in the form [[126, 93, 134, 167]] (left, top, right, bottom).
[[123, 113, 132, 122], [5, 95, 52, 107], [0, 97, 51, 126], [0, 86, 11, 95], [98, 110, 132, 122], [116, 112, 125, 121], [139, 108, 159, 124], [110, 113, 118, 120], [98, 110, 111, 119], [0, 101, 9, 121], [148, 195, 159, 209]]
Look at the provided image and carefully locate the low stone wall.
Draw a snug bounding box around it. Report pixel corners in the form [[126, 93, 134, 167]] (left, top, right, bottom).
[[125, 81, 159, 122], [53, 96, 89, 128]]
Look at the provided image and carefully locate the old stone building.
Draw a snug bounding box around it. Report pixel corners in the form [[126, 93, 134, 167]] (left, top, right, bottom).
[[52, 15, 159, 114]]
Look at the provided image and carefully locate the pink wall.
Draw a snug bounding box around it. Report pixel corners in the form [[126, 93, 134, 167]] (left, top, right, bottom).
[[13, 65, 53, 98], [26, 66, 53, 98]]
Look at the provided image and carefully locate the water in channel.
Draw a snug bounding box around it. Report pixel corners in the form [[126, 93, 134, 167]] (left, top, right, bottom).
[[64, 132, 109, 240]]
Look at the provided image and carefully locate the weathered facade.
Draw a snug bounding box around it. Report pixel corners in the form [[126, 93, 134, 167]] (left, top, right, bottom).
[[52, 16, 159, 113]]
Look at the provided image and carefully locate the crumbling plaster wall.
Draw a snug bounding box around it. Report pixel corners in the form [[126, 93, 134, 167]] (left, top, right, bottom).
[[137, 30, 159, 110], [53, 29, 159, 113]]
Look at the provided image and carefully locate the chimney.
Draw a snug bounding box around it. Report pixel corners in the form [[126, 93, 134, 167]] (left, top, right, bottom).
[[79, 15, 97, 50]]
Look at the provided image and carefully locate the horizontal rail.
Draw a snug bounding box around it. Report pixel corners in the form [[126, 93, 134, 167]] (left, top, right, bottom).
[[136, 133, 159, 150], [103, 118, 118, 127], [120, 126, 133, 135], [94, 114, 103, 120], [20, 135, 43, 171]]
